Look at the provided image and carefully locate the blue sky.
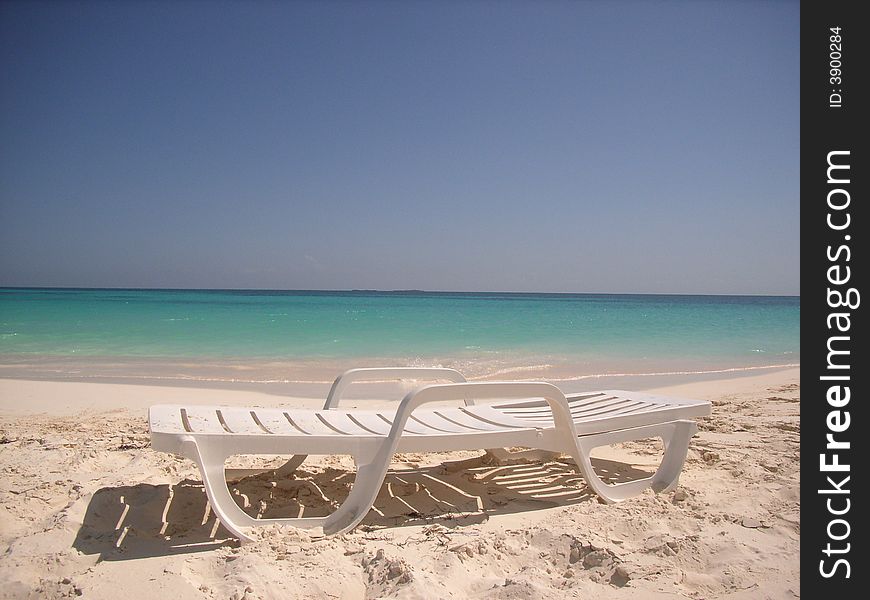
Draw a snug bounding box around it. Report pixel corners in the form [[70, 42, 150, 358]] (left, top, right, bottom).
[[0, 1, 799, 294]]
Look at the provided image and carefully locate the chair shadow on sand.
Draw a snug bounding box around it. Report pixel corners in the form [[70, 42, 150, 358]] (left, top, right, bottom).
[[73, 453, 656, 561]]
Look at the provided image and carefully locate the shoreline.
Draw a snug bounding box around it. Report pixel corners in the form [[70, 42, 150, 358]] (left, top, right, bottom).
[[0, 366, 800, 416], [0, 351, 799, 395], [0, 364, 799, 409]]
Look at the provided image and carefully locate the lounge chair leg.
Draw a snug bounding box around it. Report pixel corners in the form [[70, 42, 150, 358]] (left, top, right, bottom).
[[321, 459, 391, 535], [649, 420, 697, 493], [182, 438, 261, 543], [182, 437, 391, 542], [274, 454, 308, 477], [566, 420, 697, 502]]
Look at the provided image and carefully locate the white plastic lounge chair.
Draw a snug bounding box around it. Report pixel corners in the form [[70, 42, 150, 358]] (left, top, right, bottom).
[[149, 367, 710, 542]]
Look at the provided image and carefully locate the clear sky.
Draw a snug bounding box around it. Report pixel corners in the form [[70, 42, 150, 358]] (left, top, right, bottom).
[[0, 1, 799, 295]]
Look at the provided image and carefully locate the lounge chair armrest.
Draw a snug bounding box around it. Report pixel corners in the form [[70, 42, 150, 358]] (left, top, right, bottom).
[[392, 382, 578, 440], [324, 367, 467, 409]]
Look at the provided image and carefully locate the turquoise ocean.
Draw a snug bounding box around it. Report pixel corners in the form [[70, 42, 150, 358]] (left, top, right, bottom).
[[1, 289, 799, 385]]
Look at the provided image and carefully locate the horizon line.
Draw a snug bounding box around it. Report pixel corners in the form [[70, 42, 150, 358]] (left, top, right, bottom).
[[0, 285, 800, 298]]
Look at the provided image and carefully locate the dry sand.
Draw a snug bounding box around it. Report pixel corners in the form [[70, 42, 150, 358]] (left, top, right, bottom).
[[0, 369, 799, 599]]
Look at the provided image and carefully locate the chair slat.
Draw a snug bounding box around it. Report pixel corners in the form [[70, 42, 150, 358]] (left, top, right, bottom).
[[252, 410, 302, 435], [286, 411, 349, 436], [218, 408, 268, 434], [149, 406, 186, 434], [374, 412, 428, 435], [319, 412, 379, 436], [182, 406, 229, 434], [503, 395, 622, 416], [460, 405, 533, 429], [573, 401, 653, 420], [432, 408, 508, 431], [346, 412, 392, 435]]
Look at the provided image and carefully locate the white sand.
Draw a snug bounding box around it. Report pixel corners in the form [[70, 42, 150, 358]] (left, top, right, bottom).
[[0, 369, 799, 599]]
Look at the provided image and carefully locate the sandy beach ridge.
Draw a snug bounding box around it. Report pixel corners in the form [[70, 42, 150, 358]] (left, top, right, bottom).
[[0, 368, 799, 599]]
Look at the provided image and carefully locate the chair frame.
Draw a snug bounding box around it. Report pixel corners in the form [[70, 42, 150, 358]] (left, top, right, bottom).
[[149, 367, 706, 542]]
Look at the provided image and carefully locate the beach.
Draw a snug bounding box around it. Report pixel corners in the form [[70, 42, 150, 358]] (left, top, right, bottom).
[[1, 2, 804, 596], [0, 367, 799, 599]]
